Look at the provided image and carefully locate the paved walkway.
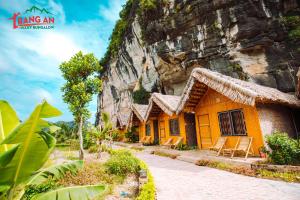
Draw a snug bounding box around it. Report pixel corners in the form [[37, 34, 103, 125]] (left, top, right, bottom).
[[136, 152, 300, 200]]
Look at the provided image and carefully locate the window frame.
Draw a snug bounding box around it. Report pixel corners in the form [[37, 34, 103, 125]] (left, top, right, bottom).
[[218, 109, 247, 136], [145, 123, 151, 136], [169, 118, 180, 136]]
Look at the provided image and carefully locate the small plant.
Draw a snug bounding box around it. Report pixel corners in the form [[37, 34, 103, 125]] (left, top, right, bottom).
[[125, 127, 139, 143], [265, 131, 300, 165], [176, 144, 197, 151], [104, 150, 141, 176]]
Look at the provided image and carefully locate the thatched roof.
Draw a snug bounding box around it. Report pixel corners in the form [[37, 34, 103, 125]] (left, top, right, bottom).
[[116, 111, 131, 128], [145, 93, 181, 121], [131, 104, 148, 122], [176, 68, 300, 114]]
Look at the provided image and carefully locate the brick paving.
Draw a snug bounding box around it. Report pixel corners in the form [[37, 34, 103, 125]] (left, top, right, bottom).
[[136, 152, 300, 200]]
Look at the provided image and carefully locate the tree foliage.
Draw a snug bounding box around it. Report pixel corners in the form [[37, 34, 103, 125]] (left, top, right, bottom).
[[60, 51, 102, 122]]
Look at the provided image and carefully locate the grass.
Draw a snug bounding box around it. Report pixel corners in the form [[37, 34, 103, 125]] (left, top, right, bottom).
[[196, 160, 300, 183], [130, 146, 145, 151], [153, 150, 178, 159], [58, 162, 124, 186], [257, 169, 300, 182]]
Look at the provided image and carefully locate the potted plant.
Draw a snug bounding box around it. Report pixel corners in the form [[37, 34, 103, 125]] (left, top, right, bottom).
[[259, 146, 267, 158]]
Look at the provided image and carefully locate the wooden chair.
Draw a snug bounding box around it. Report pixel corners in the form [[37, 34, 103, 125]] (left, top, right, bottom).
[[139, 136, 146, 143], [143, 136, 151, 145], [162, 138, 173, 148], [209, 137, 227, 156], [171, 137, 183, 149], [226, 137, 254, 159]]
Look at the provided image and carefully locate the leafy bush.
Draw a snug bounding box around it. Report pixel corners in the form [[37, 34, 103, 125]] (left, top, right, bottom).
[[104, 150, 141, 176], [132, 84, 151, 105], [265, 132, 300, 165], [111, 131, 121, 141], [280, 15, 300, 41], [125, 127, 139, 143], [88, 145, 98, 153], [136, 161, 155, 200]]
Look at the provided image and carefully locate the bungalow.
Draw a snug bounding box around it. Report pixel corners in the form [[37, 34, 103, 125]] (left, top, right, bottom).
[[128, 104, 148, 141], [144, 93, 188, 145], [176, 68, 300, 155], [116, 111, 131, 140]]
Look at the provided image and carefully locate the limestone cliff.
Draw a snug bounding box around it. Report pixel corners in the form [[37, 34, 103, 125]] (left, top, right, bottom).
[[96, 0, 300, 125]]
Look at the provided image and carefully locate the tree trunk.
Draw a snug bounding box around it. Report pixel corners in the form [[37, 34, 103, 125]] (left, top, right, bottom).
[[78, 115, 84, 160]]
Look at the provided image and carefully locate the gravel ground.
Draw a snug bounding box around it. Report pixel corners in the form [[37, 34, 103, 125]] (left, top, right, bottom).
[[136, 152, 300, 200]]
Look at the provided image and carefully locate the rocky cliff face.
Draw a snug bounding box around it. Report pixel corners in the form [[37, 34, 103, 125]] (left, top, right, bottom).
[[96, 0, 300, 124]]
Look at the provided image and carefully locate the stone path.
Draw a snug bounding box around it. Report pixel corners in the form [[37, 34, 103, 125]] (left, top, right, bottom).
[[136, 152, 300, 200]]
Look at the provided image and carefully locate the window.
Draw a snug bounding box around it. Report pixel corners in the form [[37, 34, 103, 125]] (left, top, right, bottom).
[[169, 118, 180, 136], [146, 123, 151, 136], [218, 109, 247, 136]]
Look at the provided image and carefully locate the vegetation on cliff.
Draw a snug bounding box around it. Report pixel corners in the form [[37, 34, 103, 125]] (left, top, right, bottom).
[[100, 0, 161, 70]]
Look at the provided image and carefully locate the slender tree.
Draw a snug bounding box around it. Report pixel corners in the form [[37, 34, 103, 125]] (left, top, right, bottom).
[[59, 51, 102, 159]]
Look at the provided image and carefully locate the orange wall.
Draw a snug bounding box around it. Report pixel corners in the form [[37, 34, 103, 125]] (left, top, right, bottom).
[[138, 121, 146, 140], [147, 113, 186, 145], [194, 89, 264, 155]]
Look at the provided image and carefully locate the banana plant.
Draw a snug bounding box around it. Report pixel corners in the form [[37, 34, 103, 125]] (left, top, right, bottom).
[[0, 101, 20, 152], [0, 100, 61, 199], [0, 100, 108, 200], [32, 185, 107, 200], [28, 160, 84, 185]]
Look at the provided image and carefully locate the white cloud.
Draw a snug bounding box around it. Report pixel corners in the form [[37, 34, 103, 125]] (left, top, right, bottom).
[[34, 88, 55, 103], [48, 0, 66, 24], [99, 0, 125, 22], [0, 0, 30, 13]]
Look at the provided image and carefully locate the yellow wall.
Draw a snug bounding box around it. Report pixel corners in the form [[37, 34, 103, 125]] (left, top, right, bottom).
[[118, 128, 127, 141], [194, 89, 264, 155]]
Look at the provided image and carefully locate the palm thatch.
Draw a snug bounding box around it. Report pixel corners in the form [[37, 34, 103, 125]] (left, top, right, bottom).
[[131, 104, 148, 122], [145, 93, 181, 121], [116, 111, 131, 128], [176, 68, 300, 114], [127, 104, 148, 128]]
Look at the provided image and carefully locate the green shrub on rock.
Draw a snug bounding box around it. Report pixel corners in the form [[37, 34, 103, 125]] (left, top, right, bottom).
[[265, 132, 300, 165]]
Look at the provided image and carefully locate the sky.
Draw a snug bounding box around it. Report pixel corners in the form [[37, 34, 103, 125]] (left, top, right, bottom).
[[0, 0, 126, 123]]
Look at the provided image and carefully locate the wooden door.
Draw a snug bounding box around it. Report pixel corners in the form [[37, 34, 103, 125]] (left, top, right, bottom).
[[184, 113, 198, 146], [159, 120, 166, 143], [198, 114, 212, 149], [153, 120, 159, 144]]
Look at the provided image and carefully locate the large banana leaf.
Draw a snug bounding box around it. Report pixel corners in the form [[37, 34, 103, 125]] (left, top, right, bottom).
[[29, 160, 84, 185], [32, 185, 107, 200], [0, 101, 62, 186], [0, 100, 20, 152]]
